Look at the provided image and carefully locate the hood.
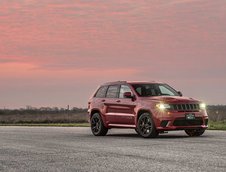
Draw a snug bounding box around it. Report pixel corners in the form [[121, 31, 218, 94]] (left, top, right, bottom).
[[140, 96, 200, 104]]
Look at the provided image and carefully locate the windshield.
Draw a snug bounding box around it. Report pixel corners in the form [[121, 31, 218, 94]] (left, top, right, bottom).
[[131, 84, 179, 97]]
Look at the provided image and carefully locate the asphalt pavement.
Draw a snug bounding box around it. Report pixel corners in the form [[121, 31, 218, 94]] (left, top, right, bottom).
[[0, 127, 226, 172]]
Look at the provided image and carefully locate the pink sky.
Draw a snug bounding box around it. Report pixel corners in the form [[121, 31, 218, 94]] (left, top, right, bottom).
[[0, 0, 226, 108]]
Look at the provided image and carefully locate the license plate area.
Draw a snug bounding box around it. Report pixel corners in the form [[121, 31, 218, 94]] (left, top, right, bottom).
[[185, 113, 195, 120]]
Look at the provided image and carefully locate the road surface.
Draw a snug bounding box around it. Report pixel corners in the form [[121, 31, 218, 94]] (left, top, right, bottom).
[[0, 127, 226, 172]]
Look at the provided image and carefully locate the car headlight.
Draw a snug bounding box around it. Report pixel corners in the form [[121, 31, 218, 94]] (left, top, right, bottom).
[[200, 103, 206, 109], [156, 103, 171, 110]]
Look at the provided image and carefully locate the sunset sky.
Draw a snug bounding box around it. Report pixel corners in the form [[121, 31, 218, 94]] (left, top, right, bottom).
[[0, 0, 226, 109]]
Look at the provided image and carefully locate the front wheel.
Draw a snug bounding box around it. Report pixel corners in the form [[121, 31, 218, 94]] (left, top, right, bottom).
[[136, 113, 159, 138], [185, 129, 205, 137], [91, 113, 108, 136]]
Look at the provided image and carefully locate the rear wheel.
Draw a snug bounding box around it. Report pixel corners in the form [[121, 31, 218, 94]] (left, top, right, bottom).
[[134, 128, 139, 134], [137, 113, 159, 138], [185, 129, 205, 137], [91, 113, 108, 136]]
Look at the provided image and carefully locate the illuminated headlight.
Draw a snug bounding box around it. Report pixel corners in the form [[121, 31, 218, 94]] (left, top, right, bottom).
[[200, 103, 206, 109], [156, 103, 171, 110]]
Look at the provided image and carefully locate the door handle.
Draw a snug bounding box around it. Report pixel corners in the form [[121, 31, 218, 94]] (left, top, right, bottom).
[[101, 99, 106, 102], [116, 100, 121, 103]]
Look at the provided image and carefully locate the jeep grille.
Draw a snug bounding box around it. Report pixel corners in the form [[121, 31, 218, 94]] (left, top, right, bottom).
[[171, 104, 200, 112]]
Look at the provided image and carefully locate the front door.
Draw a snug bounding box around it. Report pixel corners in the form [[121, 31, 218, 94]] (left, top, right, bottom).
[[105, 84, 136, 126]]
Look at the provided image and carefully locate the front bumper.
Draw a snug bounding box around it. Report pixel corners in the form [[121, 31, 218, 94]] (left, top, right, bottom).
[[155, 110, 208, 131]]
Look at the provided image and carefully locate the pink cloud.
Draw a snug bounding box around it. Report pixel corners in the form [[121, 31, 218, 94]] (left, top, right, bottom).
[[0, 0, 226, 108]]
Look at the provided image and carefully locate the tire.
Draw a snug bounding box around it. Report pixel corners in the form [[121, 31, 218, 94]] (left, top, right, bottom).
[[91, 113, 108, 136], [185, 129, 205, 137], [134, 128, 139, 134], [136, 113, 159, 138]]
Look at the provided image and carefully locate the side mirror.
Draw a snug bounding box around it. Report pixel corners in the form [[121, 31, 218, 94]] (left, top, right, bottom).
[[123, 92, 133, 99], [177, 91, 183, 97]]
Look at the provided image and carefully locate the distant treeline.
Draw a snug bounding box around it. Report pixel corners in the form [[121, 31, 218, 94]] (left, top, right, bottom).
[[0, 107, 88, 124], [207, 105, 226, 121], [0, 107, 87, 115], [0, 105, 225, 123]]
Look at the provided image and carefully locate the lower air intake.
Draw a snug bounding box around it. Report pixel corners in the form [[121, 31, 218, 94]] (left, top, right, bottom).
[[173, 117, 203, 126]]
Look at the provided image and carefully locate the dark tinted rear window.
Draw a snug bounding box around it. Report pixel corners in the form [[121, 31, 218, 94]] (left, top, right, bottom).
[[95, 86, 108, 98]]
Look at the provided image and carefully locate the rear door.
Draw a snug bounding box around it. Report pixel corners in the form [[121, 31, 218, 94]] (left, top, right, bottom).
[[104, 85, 121, 124]]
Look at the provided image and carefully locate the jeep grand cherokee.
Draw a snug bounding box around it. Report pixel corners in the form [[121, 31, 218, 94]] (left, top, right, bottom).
[[88, 81, 208, 138]]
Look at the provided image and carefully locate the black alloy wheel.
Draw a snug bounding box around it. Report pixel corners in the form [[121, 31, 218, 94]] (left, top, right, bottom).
[[137, 113, 159, 138], [91, 113, 108, 136], [185, 129, 205, 137]]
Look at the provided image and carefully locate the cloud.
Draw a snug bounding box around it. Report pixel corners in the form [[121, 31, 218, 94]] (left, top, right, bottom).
[[0, 58, 20, 63], [0, 0, 226, 107]]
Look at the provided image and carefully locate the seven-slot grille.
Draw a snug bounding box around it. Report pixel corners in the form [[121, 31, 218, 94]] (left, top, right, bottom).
[[171, 104, 200, 112]]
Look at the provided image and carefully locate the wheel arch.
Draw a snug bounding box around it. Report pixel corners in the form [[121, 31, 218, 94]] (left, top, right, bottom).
[[90, 109, 101, 118]]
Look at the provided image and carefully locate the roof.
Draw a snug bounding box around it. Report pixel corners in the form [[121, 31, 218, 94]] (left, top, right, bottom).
[[102, 80, 164, 86]]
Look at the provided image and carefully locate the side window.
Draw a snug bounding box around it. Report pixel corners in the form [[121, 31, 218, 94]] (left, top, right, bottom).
[[95, 86, 108, 98], [119, 85, 132, 98], [106, 85, 119, 98]]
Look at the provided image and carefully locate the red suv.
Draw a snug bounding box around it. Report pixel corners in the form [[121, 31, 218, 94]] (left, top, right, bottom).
[[88, 81, 208, 138]]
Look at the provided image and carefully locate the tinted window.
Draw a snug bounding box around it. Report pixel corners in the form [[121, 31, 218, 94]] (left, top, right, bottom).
[[95, 86, 108, 98], [106, 85, 119, 98], [119, 85, 132, 98], [132, 84, 179, 97]]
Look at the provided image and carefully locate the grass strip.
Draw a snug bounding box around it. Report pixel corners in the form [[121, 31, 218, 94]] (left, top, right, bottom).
[[208, 121, 226, 130], [0, 123, 90, 127]]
